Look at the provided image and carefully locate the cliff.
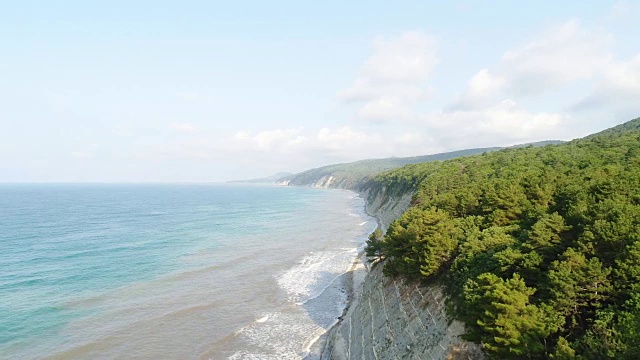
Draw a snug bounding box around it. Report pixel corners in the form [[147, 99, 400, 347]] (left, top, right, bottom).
[[322, 186, 484, 360], [301, 119, 640, 359], [361, 187, 413, 232], [325, 265, 483, 360], [288, 140, 568, 359], [331, 117, 640, 358]]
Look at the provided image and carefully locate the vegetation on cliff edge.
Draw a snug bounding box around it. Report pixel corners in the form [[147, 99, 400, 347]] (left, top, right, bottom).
[[365, 118, 640, 359]]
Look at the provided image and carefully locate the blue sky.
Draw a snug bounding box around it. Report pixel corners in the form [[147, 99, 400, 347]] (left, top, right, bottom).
[[2, 1, 640, 182]]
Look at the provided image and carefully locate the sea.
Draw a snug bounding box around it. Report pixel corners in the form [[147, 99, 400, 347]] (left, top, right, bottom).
[[0, 183, 376, 359]]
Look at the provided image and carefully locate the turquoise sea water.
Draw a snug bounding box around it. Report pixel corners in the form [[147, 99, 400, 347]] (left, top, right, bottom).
[[0, 184, 375, 359]]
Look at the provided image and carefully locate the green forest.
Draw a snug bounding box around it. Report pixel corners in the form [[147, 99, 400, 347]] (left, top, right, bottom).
[[281, 141, 561, 189], [365, 118, 640, 359], [280, 146, 502, 188]]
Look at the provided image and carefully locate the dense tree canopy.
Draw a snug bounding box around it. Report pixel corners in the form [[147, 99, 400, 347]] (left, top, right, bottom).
[[365, 118, 640, 358]]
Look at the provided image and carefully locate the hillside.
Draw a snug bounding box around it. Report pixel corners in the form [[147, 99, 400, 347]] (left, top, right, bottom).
[[363, 117, 640, 358], [278, 142, 561, 190]]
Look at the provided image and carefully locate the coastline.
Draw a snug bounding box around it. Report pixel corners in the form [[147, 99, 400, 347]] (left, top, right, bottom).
[[316, 249, 369, 360], [303, 254, 362, 359], [306, 191, 380, 360], [303, 186, 415, 359], [303, 187, 486, 360]]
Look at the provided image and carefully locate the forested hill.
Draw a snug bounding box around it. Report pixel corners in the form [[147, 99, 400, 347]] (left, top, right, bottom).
[[365, 117, 640, 359], [277, 141, 561, 190]]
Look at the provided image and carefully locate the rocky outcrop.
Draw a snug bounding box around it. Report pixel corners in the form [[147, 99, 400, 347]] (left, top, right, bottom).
[[277, 175, 355, 189], [323, 186, 484, 360], [361, 187, 414, 232], [324, 264, 483, 360], [308, 176, 338, 189]]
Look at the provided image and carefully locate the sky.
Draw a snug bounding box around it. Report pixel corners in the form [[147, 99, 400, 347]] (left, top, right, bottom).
[[2, 1, 640, 182]]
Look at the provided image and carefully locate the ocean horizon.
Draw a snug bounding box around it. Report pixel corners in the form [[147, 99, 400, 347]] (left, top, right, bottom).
[[0, 183, 375, 359]]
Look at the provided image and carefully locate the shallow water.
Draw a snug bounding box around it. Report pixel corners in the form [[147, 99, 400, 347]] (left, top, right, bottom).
[[0, 183, 375, 359]]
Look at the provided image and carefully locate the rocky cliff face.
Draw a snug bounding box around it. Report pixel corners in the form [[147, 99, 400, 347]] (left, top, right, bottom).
[[322, 186, 484, 360], [276, 175, 354, 189], [324, 265, 483, 360], [361, 187, 414, 232]]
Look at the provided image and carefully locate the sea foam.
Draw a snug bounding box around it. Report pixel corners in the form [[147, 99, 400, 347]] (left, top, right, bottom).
[[0, 184, 375, 359]]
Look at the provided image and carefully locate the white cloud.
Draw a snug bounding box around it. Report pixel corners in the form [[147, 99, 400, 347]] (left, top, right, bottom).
[[356, 95, 416, 123], [232, 127, 379, 156], [153, 125, 445, 171], [233, 128, 307, 152], [502, 20, 612, 95], [394, 132, 432, 147], [574, 55, 640, 110], [170, 123, 196, 132], [467, 69, 506, 98], [602, 55, 640, 97], [450, 20, 613, 110], [448, 69, 506, 110], [607, 1, 640, 20], [338, 79, 425, 103], [339, 31, 438, 122], [425, 100, 571, 148], [145, 14, 639, 179], [144, 103, 574, 178], [225, 104, 568, 164], [233, 130, 250, 140], [363, 31, 438, 83]]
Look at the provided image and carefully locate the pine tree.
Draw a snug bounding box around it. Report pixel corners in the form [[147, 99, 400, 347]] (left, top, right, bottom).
[[547, 249, 612, 330], [464, 273, 548, 358]]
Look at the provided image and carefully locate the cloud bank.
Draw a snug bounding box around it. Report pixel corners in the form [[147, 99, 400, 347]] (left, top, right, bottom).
[[338, 31, 438, 122], [146, 7, 640, 179]]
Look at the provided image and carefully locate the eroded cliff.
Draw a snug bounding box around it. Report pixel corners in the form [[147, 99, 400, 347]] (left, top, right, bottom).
[[323, 186, 484, 360], [325, 264, 483, 360]]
